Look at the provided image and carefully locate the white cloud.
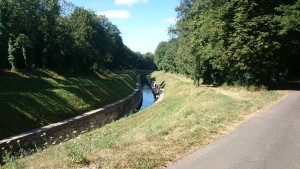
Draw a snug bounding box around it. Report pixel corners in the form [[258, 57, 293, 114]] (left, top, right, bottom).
[[153, 28, 167, 33], [97, 10, 131, 19], [164, 17, 176, 23], [114, 0, 148, 6]]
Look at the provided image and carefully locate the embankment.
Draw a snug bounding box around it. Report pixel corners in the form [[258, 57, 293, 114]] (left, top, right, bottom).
[[0, 74, 142, 158]]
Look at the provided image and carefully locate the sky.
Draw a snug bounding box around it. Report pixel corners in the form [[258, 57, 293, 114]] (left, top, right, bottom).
[[68, 0, 179, 54]]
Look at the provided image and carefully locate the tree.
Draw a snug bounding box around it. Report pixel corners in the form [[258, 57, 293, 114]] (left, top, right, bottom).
[[143, 52, 156, 70], [15, 34, 32, 67], [0, 0, 156, 72], [2, 0, 43, 69], [154, 0, 300, 86], [154, 41, 168, 70], [8, 36, 16, 70], [276, 0, 300, 78], [68, 8, 99, 71], [0, 0, 12, 70]]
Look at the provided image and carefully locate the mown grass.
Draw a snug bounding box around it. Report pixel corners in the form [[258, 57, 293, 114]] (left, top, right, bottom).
[[0, 69, 140, 139], [1, 71, 286, 168]]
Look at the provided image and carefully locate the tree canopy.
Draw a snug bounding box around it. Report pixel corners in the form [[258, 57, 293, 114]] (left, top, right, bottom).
[[0, 0, 156, 72], [154, 0, 300, 86]]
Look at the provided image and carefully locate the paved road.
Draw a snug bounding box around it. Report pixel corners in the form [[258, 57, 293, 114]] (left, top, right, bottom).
[[169, 91, 300, 169]]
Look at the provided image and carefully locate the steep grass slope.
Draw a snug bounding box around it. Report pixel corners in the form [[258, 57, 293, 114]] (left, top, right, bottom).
[[0, 70, 138, 139]]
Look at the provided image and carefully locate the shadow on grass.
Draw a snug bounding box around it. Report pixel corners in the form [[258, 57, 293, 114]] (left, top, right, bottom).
[[0, 72, 55, 92], [0, 70, 138, 140], [0, 91, 78, 139], [160, 81, 165, 88], [0, 103, 41, 139]]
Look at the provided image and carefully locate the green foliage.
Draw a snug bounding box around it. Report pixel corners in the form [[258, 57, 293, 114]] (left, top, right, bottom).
[[276, 0, 300, 34], [154, 0, 300, 86], [275, 0, 300, 77], [2, 150, 24, 169], [64, 142, 90, 165], [0, 0, 155, 71], [15, 34, 32, 67], [154, 41, 168, 70], [8, 37, 16, 70]]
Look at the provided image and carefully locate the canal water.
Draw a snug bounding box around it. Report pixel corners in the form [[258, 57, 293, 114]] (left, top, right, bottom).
[[139, 75, 156, 110], [139, 83, 156, 110]]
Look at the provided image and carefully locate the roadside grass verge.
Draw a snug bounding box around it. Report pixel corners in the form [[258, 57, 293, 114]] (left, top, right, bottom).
[[0, 69, 140, 139], [1, 71, 286, 168]]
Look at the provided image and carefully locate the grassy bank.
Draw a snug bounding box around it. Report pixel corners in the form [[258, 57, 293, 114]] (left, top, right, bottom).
[[2, 71, 286, 168], [0, 70, 140, 139]]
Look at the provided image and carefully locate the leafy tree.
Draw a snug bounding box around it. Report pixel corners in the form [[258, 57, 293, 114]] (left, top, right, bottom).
[[276, 0, 300, 78], [155, 0, 300, 86], [7, 36, 16, 70], [68, 8, 102, 71], [143, 52, 156, 70], [15, 34, 32, 67], [154, 41, 168, 70], [0, 0, 156, 72], [0, 0, 12, 70], [41, 0, 60, 68]]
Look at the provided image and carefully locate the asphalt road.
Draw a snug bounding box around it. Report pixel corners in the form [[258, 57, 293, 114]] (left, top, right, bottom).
[[169, 90, 300, 169]]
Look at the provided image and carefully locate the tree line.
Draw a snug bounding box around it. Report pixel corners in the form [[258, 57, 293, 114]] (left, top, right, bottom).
[[0, 0, 156, 72], [155, 0, 300, 86]]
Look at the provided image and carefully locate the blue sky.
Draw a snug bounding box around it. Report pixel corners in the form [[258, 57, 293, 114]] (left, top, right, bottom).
[[68, 0, 179, 54]]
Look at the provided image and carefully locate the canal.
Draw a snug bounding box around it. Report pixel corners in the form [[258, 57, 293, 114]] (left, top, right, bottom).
[[139, 75, 156, 110]]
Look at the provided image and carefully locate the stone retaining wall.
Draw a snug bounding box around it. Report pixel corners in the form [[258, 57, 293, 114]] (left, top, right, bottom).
[[0, 76, 142, 159], [146, 75, 163, 100]]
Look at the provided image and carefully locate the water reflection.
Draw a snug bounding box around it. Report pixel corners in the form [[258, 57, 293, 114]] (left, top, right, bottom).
[[139, 84, 156, 110]]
